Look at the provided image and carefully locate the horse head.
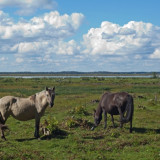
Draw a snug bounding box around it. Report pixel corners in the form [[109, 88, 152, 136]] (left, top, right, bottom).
[[45, 87, 55, 107], [91, 109, 102, 130]]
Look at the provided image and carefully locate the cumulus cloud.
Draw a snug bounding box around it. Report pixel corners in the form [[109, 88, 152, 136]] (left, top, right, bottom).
[[53, 40, 81, 55], [0, 10, 84, 58], [0, 0, 57, 16], [82, 21, 160, 58], [1, 8, 160, 71], [13, 39, 80, 59], [0, 11, 84, 41], [149, 49, 160, 59]]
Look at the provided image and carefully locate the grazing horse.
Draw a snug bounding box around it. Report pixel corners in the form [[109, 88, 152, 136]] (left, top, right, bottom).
[[91, 92, 134, 133], [0, 87, 55, 140]]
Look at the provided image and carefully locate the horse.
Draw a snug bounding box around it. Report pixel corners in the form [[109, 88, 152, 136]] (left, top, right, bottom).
[[91, 92, 134, 133], [0, 87, 55, 140]]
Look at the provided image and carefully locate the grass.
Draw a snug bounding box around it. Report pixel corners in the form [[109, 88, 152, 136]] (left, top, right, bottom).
[[0, 77, 160, 160]]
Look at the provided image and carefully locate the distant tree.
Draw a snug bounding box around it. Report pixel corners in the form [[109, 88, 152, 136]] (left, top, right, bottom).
[[152, 72, 158, 78]]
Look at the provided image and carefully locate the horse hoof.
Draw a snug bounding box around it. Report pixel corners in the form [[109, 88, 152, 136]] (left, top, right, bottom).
[[34, 133, 40, 139], [34, 136, 40, 139], [1, 136, 7, 141]]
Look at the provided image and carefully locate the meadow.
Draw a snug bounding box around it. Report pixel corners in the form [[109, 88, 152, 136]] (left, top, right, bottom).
[[0, 77, 160, 160]]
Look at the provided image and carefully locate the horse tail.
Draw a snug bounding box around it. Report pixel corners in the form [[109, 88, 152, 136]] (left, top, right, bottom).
[[122, 95, 134, 123]]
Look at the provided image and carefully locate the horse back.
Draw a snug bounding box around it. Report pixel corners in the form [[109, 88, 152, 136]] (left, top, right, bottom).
[[100, 92, 129, 115], [0, 96, 17, 109], [29, 95, 36, 102]]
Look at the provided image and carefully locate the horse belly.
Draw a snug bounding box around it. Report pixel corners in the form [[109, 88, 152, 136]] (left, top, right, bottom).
[[11, 104, 36, 121], [108, 105, 126, 115], [108, 106, 119, 115]]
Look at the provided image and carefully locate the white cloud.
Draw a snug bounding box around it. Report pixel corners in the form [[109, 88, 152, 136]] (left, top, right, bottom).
[[1, 8, 160, 72], [54, 40, 80, 55], [0, 10, 85, 71], [0, 10, 13, 25], [82, 21, 160, 57], [17, 42, 40, 53], [0, 11, 84, 41], [0, 0, 57, 16], [12, 38, 80, 54], [16, 57, 24, 63], [0, 57, 8, 61], [149, 49, 160, 59]]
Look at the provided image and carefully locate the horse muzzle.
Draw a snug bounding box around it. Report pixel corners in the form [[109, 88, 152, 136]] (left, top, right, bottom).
[[50, 102, 54, 107]]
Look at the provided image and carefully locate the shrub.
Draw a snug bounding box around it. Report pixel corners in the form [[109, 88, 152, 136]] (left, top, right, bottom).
[[65, 116, 93, 129], [69, 106, 89, 115], [40, 117, 59, 135], [65, 117, 78, 128], [47, 117, 59, 132]]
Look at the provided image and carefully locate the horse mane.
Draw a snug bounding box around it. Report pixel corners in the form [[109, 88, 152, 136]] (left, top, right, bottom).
[[103, 91, 111, 96], [30, 95, 36, 102], [36, 90, 45, 96], [29, 90, 45, 102]]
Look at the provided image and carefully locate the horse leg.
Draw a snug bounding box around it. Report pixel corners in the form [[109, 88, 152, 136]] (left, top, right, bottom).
[[117, 107, 123, 128], [34, 117, 40, 138], [0, 112, 6, 140], [103, 109, 107, 129], [111, 114, 115, 128], [0, 125, 6, 140]]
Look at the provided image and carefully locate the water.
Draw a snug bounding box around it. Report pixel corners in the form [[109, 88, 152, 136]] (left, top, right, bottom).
[[0, 75, 153, 79]]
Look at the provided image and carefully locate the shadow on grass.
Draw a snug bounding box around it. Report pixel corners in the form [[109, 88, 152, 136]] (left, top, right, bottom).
[[83, 135, 104, 140], [132, 127, 160, 134], [41, 129, 68, 140], [16, 137, 37, 142], [15, 129, 68, 142]]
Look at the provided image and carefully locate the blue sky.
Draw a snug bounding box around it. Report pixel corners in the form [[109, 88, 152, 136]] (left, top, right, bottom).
[[0, 0, 160, 72]]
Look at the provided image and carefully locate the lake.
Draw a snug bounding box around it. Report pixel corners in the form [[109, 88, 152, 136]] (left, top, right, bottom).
[[0, 75, 153, 78]]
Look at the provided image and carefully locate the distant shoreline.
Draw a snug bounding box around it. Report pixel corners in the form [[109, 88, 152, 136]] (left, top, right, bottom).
[[0, 71, 159, 77]]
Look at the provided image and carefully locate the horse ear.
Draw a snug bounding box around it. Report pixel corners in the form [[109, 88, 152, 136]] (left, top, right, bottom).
[[45, 87, 48, 91]]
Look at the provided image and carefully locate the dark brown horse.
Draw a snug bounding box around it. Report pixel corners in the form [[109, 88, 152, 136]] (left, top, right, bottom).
[[91, 92, 134, 133]]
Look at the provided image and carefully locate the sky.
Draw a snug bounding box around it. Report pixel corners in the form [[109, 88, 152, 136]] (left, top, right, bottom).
[[0, 0, 160, 72]]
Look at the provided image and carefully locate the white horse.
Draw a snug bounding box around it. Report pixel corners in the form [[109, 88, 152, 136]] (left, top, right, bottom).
[[0, 87, 55, 140]]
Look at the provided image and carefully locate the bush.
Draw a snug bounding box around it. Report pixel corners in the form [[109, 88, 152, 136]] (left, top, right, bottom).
[[69, 106, 89, 115], [65, 116, 93, 129], [65, 117, 79, 128], [40, 117, 59, 135]]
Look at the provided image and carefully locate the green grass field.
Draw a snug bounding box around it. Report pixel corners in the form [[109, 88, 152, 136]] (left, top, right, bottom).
[[0, 77, 160, 160]]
